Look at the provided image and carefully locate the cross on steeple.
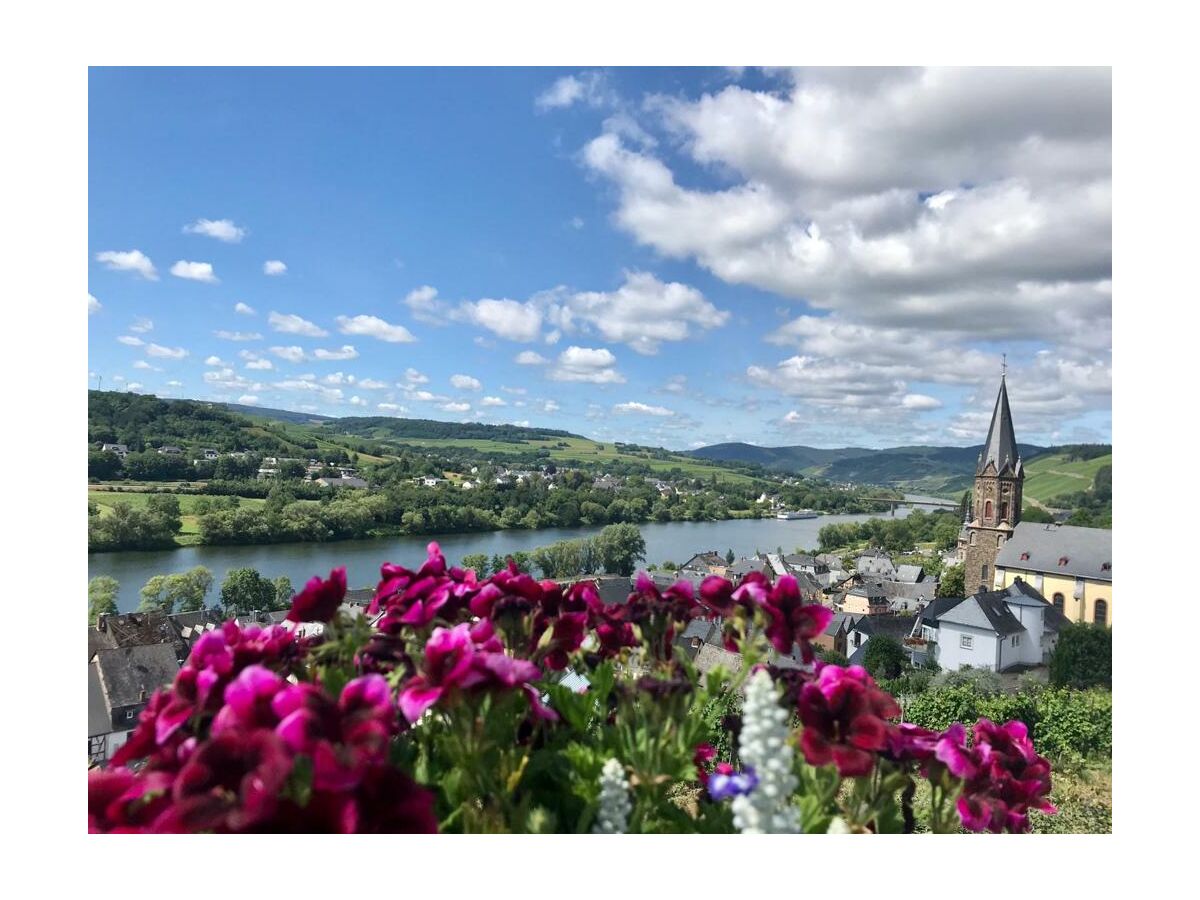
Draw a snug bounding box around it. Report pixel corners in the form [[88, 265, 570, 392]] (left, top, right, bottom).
[[1001, 353, 1007, 378]]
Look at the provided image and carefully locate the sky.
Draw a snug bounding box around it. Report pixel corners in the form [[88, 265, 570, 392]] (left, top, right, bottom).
[[88, 67, 1112, 450]]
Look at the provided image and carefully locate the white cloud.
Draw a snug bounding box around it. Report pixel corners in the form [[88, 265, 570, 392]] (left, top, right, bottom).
[[269, 311, 327, 337], [512, 420, 531, 427], [901, 393, 942, 410], [132, 360, 159, 371], [126, 382, 144, 392], [662, 375, 688, 394], [88, 294, 102, 315], [166, 380, 183, 387], [215, 330, 263, 341], [274, 379, 343, 402], [458, 298, 543, 342], [146, 343, 188, 359], [516, 351, 548, 366], [569, 216, 585, 230], [205, 355, 226, 366], [403, 367, 429, 384], [313, 345, 358, 361], [614, 401, 675, 416], [442, 401, 471, 413], [535, 71, 613, 111], [349, 396, 367, 407], [238, 395, 260, 405], [270, 345, 306, 363], [549, 346, 624, 384], [183, 218, 246, 243], [336, 314, 416, 344], [117, 335, 144, 347], [403, 286, 442, 324], [235, 302, 257, 315], [501, 385, 528, 395], [170, 260, 218, 283], [263, 260, 287, 276], [129, 316, 154, 333], [245, 358, 274, 371], [450, 374, 482, 391], [358, 378, 387, 390], [96, 249, 157, 280], [480, 396, 506, 407], [377, 402, 408, 414], [538, 399, 561, 413]]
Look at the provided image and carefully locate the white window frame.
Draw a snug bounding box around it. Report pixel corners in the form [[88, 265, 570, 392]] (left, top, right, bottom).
[[959, 634, 974, 650], [1011, 634, 1020, 647]]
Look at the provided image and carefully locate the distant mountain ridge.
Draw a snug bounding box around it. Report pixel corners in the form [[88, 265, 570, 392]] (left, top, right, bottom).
[[688, 441, 1058, 495]]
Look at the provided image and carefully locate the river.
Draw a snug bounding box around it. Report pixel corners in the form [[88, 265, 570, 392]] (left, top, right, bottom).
[[89, 496, 949, 612]]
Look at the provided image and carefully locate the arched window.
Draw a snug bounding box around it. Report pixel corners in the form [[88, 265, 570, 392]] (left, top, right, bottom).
[[999, 501, 1009, 521], [1052, 593, 1065, 613], [969, 532, 977, 546], [1094, 599, 1107, 627], [984, 500, 993, 521], [997, 534, 1005, 548], [981, 564, 988, 582]]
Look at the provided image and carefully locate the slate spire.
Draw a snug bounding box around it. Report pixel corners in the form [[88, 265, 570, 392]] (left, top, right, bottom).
[[977, 374, 1021, 476]]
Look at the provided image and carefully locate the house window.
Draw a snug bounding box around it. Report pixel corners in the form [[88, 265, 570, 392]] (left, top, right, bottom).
[[959, 634, 974, 650], [1052, 593, 1065, 612], [126, 709, 136, 720], [1094, 599, 1108, 627], [1011, 635, 1020, 647]]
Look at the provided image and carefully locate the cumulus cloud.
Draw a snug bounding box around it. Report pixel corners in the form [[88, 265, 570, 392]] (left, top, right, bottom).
[[269, 311, 328, 337], [336, 314, 416, 343], [312, 345, 358, 361], [235, 302, 256, 315], [516, 351, 548, 366], [403, 286, 442, 325], [441, 401, 471, 413], [377, 402, 408, 414], [614, 401, 674, 416], [88, 294, 102, 315], [129, 316, 153, 333], [263, 260, 287, 276], [132, 360, 160, 371], [245, 358, 274, 371], [403, 367, 429, 385], [183, 218, 246, 242], [270, 345, 306, 363], [458, 298, 543, 342], [450, 374, 482, 391], [549, 346, 625, 384], [358, 378, 387, 390], [205, 355, 226, 366], [170, 260, 218, 283], [349, 396, 367, 407], [146, 343, 188, 359], [480, 396, 506, 407], [535, 71, 613, 111], [215, 330, 263, 341], [96, 249, 157, 280], [117, 335, 144, 347], [238, 395, 259, 405]]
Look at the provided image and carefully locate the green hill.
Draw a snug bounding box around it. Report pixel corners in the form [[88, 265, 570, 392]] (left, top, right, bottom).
[[1022, 451, 1113, 506]]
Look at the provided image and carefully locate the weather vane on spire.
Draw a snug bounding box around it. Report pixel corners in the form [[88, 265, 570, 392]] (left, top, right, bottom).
[[1001, 353, 1007, 378]]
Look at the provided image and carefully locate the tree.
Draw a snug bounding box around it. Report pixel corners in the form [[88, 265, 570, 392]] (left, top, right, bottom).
[[168, 566, 214, 612], [272, 576, 295, 611], [138, 575, 171, 613], [461, 553, 490, 576], [1049, 622, 1111, 689], [862, 636, 907, 680], [594, 523, 646, 576], [726, 548, 735, 566], [958, 490, 971, 522], [88, 576, 119, 624], [937, 564, 965, 598], [219, 567, 277, 617]]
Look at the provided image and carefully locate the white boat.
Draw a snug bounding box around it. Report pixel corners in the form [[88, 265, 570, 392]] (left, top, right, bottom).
[[776, 509, 819, 520]]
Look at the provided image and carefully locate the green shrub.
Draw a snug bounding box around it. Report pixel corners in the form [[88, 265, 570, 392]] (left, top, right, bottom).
[[1049, 623, 1111, 689]]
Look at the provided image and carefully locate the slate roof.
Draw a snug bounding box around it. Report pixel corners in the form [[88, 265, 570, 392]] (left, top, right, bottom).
[[977, 375, 1022, 476], [93, 643, 181, 716], [847, 614, 916, 641], [823, 612, 853, 637], [915, 596, 966, 630], [728, 557, 770, 578], [895, 564, 925, 583], [937, 591, 1025, 637], [88, 664, 111, 737], [994, 522, 1112, 582]]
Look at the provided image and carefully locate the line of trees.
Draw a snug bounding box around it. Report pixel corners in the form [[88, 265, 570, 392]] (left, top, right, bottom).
[[461, 523, 648, 580], [86, 567, 296, 622], [817, 508, 962, 553], [88, 495, 182, 551]]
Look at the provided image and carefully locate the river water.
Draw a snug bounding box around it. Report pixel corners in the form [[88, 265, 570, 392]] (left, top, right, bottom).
[[89, 497, 947, 612]]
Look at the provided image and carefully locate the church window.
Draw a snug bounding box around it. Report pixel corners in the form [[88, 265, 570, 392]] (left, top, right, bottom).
[[1052, 593, 1064, 612], [981, 564, 988, 581], [984, 500, 993, 520], [1094, 599, 1107, 627], [969, 532, 976, 546]]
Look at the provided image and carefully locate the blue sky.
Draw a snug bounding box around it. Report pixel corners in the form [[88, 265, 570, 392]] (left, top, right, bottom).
[[88, 67, 1112, 449]]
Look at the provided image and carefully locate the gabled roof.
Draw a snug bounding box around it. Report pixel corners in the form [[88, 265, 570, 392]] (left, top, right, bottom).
[[937, 591, 1025, 637], [916, 596, 966, 628], [895, 564, 924, 584], [847, 614, 916, 640], [93, 643, 181, 710], [823, 612, 852, 637], [977, 375, 1021, 476], [994, 522, 1112, 582]]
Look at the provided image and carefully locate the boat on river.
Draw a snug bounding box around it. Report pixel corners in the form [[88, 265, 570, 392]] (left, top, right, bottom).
[[776, 509, 819, 520]]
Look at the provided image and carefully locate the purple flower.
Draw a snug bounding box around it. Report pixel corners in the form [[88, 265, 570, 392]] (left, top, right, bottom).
[[286, 567, 347, 623], [707, 764, 759, 802]]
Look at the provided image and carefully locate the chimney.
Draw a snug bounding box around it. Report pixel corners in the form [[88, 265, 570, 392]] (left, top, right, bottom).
[[139, 685, 147, 702]]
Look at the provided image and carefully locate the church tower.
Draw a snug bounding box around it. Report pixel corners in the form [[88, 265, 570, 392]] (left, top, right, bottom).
[[958, 372, 1023, 593]]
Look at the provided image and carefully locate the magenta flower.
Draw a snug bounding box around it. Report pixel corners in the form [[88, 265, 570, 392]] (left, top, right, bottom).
[[797, 664, 901, 777], [286, 567, 348, 623], [943, 719, 1057, 834], [755, 573, 833, 660]]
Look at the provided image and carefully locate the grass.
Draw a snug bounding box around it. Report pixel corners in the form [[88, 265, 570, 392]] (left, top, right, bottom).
[[88, 488, 317, 544], [1021, 452, 1112, 506]]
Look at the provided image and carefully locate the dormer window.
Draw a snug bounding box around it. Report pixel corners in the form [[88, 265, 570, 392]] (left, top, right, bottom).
[[1020, 552, 1030, 561], [1101, 562, 1111, 572], [1058, 556, 1070, 566]]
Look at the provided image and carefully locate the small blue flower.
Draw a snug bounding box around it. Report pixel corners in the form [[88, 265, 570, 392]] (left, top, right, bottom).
[[707, 766, 758, 801]]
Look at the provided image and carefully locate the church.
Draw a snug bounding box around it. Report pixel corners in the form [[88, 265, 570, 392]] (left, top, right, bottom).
[[957, 374, 1024, 594]]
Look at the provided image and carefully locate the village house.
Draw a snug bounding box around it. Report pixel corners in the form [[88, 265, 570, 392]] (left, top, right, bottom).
[[855, 550, 897, 579], [680, 551, 728, 576], [906, 580, 1069, 672], [157, 445, 183, 456], [845, 614, 916, 666], [841, 583, 890, 616], [813, 611, 853, 658], [316, 475, 368, 489], [993, 522, 1112, 626], [88, 643, 181, 766], [100, 442, 129, 457]]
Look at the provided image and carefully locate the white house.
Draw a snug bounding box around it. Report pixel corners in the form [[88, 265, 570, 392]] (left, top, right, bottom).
[[908, 580, 1068, 672]]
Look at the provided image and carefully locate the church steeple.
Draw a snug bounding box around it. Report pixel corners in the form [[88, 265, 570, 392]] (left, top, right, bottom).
[[977, 373, 1021, 477]]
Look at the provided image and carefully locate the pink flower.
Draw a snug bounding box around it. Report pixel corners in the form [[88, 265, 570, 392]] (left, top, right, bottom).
[[286, 567, 347, 623], [797, 664, 900, 777], [946, 719, 1057, 834]]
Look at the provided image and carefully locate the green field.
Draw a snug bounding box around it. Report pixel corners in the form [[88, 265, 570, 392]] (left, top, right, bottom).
[[88, 489, 309, 544], [1021, 452, 1111, 506]]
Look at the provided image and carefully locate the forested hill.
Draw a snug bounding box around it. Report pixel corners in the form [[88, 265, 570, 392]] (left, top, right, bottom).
[[324, 416, 580, 443], [688, 441, 1076, 495]]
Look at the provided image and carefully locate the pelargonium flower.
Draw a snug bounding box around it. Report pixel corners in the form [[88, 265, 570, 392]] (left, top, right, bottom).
[[693, 743, 717, 786], [286, 567, 347, 623], [938, 719, 1057, 834], [371, 543, 480, 629], [885, 722, 942, 764], [745, 572, 832, 660], [797, 664, 901, 777], [88, 768, 173, 833]]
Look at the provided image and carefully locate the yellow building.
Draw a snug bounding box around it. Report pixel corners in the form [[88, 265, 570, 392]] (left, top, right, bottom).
[[994, 522, 1112, 626]]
